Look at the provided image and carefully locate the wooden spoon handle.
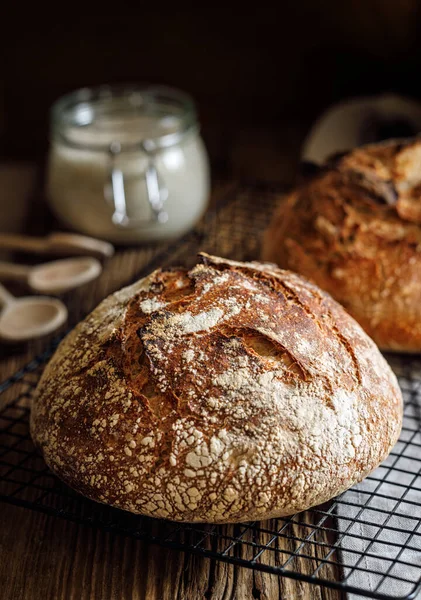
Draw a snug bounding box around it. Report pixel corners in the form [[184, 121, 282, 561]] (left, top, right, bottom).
[[0, 232, 114, 259], [0, 261, 30, 282], [0, 234, 45, 253]]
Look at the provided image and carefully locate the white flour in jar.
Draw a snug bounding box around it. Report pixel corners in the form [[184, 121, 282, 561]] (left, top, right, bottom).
[[47, 113, 210, 243]]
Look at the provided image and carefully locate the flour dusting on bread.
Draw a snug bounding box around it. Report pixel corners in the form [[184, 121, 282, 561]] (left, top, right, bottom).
[[30, 254, 402, 523]]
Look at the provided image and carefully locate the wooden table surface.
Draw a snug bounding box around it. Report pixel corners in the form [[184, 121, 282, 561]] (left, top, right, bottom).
[[0, 168, 344, 600]]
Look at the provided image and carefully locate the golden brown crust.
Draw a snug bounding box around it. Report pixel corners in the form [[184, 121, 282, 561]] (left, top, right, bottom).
[[263, 137, 421, 352], [30, 254, 402, 523]]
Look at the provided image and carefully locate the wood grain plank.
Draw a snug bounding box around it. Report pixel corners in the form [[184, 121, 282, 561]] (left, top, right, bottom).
[[0, 502, 345, 600]]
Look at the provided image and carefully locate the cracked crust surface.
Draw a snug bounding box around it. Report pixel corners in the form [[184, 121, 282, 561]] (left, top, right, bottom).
[[263, 137, 421, 352], [30, 254, 403, 523]]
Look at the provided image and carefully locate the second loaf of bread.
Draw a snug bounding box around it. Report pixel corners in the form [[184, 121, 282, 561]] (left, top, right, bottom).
[[263, 137, 421, 352]]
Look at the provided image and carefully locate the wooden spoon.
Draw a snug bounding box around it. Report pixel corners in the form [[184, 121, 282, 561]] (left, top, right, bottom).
[[0, 232, 114, 259], [0, 283, 67, 342], [0, 257, 102, 295]]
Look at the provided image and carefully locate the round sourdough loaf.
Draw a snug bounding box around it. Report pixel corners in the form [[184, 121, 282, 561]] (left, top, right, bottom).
[[30, 254, 402, 523], [263, 137, 421, 352]]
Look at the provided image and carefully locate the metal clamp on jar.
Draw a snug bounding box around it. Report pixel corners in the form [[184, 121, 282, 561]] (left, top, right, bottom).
[[46, 85, 210, 244], [107, 140, 169, 227]]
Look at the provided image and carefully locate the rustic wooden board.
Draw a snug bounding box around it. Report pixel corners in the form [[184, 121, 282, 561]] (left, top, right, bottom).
[[0, 503, 344, 600]]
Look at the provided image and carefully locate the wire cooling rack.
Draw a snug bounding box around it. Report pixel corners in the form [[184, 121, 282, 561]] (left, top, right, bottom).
[[0, 184, 420, 600]]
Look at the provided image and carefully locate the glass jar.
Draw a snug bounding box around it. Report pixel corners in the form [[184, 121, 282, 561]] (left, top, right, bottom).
[[46, 85, 210, 243]]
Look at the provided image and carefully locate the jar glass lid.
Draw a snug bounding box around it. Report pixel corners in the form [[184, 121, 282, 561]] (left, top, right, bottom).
[[51, 84, 198, 152]]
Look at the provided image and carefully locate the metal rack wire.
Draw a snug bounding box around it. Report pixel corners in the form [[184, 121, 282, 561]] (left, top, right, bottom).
[[0, 185, 420, 599]]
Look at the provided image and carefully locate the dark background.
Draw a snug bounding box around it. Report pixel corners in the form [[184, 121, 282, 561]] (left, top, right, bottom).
[[2, 2, 421, 181]]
